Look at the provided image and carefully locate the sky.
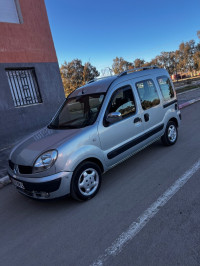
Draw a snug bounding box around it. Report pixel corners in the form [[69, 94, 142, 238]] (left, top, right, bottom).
[[45, 0, 200, 73]]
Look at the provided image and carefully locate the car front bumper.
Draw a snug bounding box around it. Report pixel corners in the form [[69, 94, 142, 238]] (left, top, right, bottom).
[[8, 169, 73, 199]]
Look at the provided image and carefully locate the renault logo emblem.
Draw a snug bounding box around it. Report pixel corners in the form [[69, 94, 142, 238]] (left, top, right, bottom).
[[14, 165, 18, 174]]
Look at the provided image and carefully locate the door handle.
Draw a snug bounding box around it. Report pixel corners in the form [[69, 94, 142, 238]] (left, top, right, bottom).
[[134, 117, 142, 123], [144, 113, 149, 122]]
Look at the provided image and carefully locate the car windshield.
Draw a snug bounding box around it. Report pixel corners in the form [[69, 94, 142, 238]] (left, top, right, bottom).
[[48, 93, 105, 129]]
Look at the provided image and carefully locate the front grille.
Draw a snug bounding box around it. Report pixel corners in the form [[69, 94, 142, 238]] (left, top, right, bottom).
[[18, 165, 32, 174], [9, 160, 32, 174]]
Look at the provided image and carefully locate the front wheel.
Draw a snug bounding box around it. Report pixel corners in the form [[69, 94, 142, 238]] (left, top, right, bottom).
[[161, 121, 178, 146], [71, 161, 102, 201]]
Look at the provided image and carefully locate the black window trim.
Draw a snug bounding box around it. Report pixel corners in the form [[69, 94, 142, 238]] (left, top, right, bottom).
[[156, 75, 175, 102], [135, 78, 161, 110], [103, 84, 137, 127], [163, 99, 177, 109]]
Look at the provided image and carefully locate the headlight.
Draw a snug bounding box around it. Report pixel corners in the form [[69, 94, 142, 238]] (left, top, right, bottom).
[[33, 150, 58, 173]]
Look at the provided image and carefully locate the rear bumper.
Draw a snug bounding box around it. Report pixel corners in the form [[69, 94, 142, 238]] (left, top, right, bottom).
[[8, 169, 73, 199]]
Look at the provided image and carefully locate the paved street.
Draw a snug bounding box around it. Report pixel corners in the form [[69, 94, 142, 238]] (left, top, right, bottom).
[[0, 100, 200, 265]]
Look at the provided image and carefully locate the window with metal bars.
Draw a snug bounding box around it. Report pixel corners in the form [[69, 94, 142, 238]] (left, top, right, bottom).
[[6, 68, 42, 107]]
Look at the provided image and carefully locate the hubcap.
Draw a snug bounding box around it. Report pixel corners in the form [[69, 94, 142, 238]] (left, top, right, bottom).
[[168, 125, 177, 142], [78, 168, 99, 196]]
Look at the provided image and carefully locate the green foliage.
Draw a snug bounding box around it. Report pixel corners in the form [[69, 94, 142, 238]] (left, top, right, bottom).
[[60, 59, 99, 97]]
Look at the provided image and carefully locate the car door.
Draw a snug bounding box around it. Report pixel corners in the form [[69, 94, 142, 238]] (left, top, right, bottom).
[[134, 77, 165, 144], [97, 82, 145, 168]]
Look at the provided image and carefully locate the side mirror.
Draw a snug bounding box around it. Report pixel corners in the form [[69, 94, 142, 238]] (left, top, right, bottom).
[[106, 112, 122, 124]]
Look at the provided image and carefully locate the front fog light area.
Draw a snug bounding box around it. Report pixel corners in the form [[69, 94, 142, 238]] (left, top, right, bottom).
[[33, 150, 58, 173]]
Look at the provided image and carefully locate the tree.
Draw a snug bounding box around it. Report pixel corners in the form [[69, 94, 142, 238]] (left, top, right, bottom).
[[156, 52, 172, 73], [193, 51, 200, 71], [112, 57, 133, 74], [83, 62, 99, 84], [146, 56, 162, 68], [101, 67, 113, 77], [178, 40, 196, 74], [60, 59, 99, 96], [197, 30, 200, 40], [134, 58, 145, 68], [196, 31, 200, 52]]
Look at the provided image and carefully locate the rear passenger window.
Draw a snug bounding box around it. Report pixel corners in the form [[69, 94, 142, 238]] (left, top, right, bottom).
[[136, 79, 160, 110], [107, 85, 136, 119], [157, 76, 174, 100]]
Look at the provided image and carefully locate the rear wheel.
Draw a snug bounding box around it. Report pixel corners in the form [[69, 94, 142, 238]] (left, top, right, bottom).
[[161, 121, 178, 146], [71, 161, 102, 201]]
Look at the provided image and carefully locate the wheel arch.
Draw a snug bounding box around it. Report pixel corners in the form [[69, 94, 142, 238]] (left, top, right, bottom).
[[79, 157, 104, 173], [169, 117, 178, 127]]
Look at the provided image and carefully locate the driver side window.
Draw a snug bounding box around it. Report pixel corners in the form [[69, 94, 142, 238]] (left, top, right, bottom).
[[107, 85, 136, 118]]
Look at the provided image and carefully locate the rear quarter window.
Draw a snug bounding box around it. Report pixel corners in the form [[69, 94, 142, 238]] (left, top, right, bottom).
[[157, 76, 175, 100], [136, 79, 160, 110]]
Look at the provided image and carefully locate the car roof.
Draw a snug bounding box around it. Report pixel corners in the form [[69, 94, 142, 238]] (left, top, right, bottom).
[[69, 76, 117, 98], [68, 67, 169, 98]]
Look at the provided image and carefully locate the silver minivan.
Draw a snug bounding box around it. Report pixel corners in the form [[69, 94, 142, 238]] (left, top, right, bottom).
[[8, 67, 181, 201]]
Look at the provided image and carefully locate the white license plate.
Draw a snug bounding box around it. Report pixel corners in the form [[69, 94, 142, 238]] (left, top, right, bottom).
[[12, 179, 25, 189]]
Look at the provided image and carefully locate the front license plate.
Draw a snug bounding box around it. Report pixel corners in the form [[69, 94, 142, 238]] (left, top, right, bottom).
[[12, 179, 25, 189]]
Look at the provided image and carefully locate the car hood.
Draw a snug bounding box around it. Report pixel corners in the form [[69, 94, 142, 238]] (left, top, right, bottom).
[[10, 127, 81, 166]]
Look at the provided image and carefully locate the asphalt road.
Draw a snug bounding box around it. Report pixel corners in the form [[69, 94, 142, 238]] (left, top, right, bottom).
[[0, 102, 200, 266]]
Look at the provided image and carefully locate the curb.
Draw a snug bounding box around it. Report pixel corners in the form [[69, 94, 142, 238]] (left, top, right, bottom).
[[0, 175, 11, 189], [0, 97, 200, 190], [179, 97, 200, 109]]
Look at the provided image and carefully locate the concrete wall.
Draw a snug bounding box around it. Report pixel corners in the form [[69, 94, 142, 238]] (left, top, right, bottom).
[[0, 62, 65, 149]]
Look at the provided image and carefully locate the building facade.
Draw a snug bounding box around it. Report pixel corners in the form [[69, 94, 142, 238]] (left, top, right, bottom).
[[0, 0, 65, 148]]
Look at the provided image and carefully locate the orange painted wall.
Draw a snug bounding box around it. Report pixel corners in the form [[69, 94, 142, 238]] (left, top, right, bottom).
[[0, 0, 57, 63]]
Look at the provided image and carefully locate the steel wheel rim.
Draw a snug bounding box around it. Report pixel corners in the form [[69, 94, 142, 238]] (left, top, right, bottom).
[[78, 168, 99, 196], [168, 125, 177, 142]]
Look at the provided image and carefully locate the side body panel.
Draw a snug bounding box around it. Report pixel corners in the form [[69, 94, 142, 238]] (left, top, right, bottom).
[[97, 79, 145, 168]]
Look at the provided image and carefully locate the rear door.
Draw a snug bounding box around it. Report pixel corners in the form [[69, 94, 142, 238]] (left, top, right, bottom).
[[97, 81, 145, 168], [134, 77, 165, 144], [156, 75, 177, 107]]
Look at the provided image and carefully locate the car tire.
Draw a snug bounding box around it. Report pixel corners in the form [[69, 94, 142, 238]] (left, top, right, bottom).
[[161, 121, 178, 146], [71, 161, 102, 201]]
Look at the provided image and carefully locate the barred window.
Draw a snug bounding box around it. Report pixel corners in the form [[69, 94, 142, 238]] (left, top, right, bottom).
[[6, 69, 42, 107]]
